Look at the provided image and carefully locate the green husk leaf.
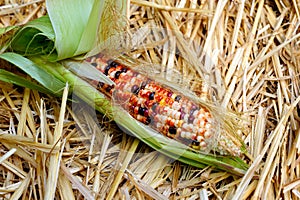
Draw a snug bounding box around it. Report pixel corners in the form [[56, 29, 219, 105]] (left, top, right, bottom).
[[46, 0, 94, 60], [10, 16, 55, 56], [0, 69, 54, 95], [73, 0, 105, 56], [46, 0, 127, 60], [0, 52, 65, 95], [28, 56, 112, 116]]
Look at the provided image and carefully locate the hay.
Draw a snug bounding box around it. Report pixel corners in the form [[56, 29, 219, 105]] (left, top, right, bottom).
[[1, 0, 300, 199]]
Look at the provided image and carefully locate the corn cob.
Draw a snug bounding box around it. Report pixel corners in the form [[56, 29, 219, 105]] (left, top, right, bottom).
[[86, 54, 240, 155]]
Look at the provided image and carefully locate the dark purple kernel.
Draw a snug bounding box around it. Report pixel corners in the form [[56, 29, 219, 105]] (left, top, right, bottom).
[[174, 95, 182, 102], [168, 126, 177, 135], [191, 104, 198, 111], [190, 109, 196, 116], [145, 117, 151, 125], [138, 107, 146, 115], [104, 64, 115, 75], [131, 85, 140, 95], [97, 82, 104, 88], [121, 68, 127, 73], [189, 105, 199, 115], [191, 140, 200, 146], [107, 60, 119, 67], [91, 62, 97, 67], [188, 115, 195, 123], [149, 92, 155, 100], [105, 85, 113, 92], [115, 71, 121, 79], [140, 81, 147, 89], [180, 112, 185, 120]]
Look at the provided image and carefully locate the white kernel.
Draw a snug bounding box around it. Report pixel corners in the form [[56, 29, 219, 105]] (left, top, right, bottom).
[[164, 107, 170, 112], [137, 98, 144, 105], [197, 128, 204, 135], [197, 135, 204, 142], [130, 77, 136, 84], [175, 111, 181, 120], [188, 124, 194, 131], [167, 109, 172, 116], [200, 141, 207, 148], [177, 128, 182, 134], [192, 126, 198, 133], [136, 74, 143, 79], [110, 71, 116, 78], [126, 71, 133, 76], [193, 110, 199, 117], [183, 115, 189, 122], [182, 123, 189, 130], [181, 131, 186, 138], [185, 132, 191, 139], [171, 110, 177, 118], [156, 123, 162, 129], [205, 123, 212, 130], [172, 101, 181, 110], [200, 120, 206, 127], [199, 113, 205, 120], [161, 116, 167, 123], [193, 118, 198, 125]]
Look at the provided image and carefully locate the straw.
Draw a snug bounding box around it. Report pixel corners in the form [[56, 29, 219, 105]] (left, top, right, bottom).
[[1, 0, 300, 199]]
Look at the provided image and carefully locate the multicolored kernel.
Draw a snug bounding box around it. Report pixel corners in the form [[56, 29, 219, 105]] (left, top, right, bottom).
[[87, 55, 217, 151]]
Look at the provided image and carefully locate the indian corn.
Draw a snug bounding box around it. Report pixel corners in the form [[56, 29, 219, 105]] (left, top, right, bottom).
[[86, 54, 240, 155]]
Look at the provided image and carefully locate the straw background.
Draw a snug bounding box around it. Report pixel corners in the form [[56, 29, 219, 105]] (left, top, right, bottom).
[[1, 0, 300, 199]]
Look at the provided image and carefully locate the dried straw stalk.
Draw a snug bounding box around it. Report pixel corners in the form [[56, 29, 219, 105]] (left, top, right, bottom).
[[1, 0, 300, 199]]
